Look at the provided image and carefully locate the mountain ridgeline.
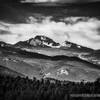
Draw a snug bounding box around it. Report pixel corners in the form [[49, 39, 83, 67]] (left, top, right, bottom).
[[14, 35, 93, 51], [14, 35, 60, 48], [0, 35, 100, 82], [0, 40, 99, 70]]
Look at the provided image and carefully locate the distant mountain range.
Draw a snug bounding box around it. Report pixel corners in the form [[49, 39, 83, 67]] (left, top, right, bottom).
[[0, 35, 99, 57], [63, 41, 93, 52], [13, 35, 93, 52], [1, 36, 100, 67], [0, 37, 100, 81]]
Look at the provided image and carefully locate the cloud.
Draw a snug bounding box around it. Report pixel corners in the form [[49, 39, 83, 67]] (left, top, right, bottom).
[[0, 30, 11, 35], [21, 0, 100, 3], [0, 16, 100, 50], [21, 0, 57, 3]]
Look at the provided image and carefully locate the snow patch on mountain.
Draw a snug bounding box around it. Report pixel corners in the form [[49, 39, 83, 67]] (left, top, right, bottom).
[[57, 68, 69, 76], [15, 35, 60, 48]]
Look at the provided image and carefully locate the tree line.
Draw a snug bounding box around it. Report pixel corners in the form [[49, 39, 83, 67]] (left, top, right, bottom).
[[0, 75, 100, 100]]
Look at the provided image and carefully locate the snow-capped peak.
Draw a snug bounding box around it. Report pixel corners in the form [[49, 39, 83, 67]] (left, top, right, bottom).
[[15, 35, 60, 48], [62, 41, 82, 49], [14, 35, 93, 52]]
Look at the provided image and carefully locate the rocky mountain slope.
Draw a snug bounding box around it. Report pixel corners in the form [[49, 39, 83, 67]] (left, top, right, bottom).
[[14, 35, 60, 48], [14, 35, 93, 52]]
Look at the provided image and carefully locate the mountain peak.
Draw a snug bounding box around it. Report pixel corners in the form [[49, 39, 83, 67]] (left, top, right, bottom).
[[0, 41, 11, 47], [14, 35, 93, 52], [62, 40, 93, 52], [15, 35, 60, 48]]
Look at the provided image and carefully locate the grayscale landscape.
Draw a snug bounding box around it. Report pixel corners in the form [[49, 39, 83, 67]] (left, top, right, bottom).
[[0, 0, 100, 100]]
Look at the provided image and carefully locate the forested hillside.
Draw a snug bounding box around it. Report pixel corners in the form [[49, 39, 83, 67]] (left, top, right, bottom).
[[0, 75, 100, 100]]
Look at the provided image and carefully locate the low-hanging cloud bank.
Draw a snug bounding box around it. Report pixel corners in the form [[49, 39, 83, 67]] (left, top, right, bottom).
[[0, 16, 100, 50]]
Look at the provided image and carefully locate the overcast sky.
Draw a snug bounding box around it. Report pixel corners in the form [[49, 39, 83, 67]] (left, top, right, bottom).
[[1, 16, 100, 50], [0, 0, 100, 50]]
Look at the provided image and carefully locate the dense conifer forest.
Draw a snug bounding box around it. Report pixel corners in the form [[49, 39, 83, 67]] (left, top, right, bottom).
[[0, 75, 100, 100]]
